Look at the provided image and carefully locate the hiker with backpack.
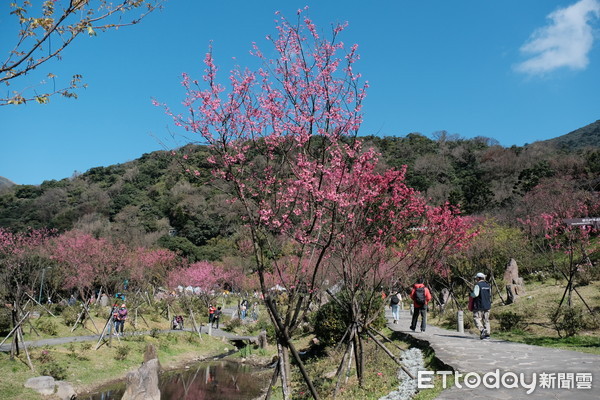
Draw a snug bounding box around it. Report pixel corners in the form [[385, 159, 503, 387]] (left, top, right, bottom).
[[409, 278, 432, 332], [389, 290, 402, 324], [470, 272, 492, 340]]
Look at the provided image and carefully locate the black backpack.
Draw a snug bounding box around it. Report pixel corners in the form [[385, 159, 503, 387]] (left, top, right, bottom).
[[414, 287, 426, 306], [390, 295, 400, 305]]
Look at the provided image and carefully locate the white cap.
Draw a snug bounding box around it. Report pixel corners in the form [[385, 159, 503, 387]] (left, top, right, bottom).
[[475, 272, 486, 279]]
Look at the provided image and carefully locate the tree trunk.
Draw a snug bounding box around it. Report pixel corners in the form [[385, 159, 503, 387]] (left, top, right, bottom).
[[264, 360, 280, 400], [277, 343, 291, 400], [333, 330, 354, 398], [265, 296, 320, 399], [353, 333, 364, 387]]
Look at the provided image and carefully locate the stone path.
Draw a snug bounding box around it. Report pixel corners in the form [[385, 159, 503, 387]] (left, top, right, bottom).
[[388, 310, 599, 399], [0, 325, 257, 353]]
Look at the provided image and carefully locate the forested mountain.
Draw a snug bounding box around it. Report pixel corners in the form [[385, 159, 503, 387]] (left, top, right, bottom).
[[538, 120, 600, 151], [1, 124, 598, 262]]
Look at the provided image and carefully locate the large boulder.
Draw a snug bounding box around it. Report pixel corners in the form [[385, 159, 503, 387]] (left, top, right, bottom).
[[504, 258, 526, 304], [24, 376, 55, 396], [256, 330, 268, 349], [23, 376, 76, 399], [121, 344, 161, 400], [54, 381, 76, 400]]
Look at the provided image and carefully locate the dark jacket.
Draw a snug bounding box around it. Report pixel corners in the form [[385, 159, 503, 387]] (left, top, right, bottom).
[[473, 281, 492, 311]]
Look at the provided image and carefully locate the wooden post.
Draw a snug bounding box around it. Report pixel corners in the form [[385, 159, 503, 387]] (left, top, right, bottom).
[[17, 327, 34, 371], [0, 312, 30, 348], [25, 292, 57, 317]]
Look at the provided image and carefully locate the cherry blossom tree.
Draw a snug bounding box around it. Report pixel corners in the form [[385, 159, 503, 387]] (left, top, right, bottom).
[[158, 9, 367, 398], [125, 247, 179, 290], [518, 180, 599, 314], [167, 260, 241, 305], [322, 163, 475, 390], [49, 230, 126, 298], [0, 227, 53, 305]]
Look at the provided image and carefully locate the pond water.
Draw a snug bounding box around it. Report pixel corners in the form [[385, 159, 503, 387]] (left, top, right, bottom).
[[83, 360, 268, 400]]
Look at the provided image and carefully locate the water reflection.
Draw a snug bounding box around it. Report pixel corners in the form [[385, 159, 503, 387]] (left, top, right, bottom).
[[85, 360, 266, 400]]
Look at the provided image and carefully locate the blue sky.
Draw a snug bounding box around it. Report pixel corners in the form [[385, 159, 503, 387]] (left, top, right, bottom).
[[1, 0, 599, 185]]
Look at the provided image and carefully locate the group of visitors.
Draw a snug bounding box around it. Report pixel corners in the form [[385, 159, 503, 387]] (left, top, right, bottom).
[[389, 272, 492, 340], [208, 304, 222, 329]]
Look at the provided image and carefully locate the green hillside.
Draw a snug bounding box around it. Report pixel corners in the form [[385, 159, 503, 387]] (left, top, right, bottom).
[[537, 119, 600, 150], [1, 125, 599, 262]]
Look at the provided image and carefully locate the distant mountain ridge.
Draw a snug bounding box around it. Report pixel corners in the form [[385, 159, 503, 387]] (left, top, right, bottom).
[[537, 120, 600, 150], [0, 176, 15, 191]]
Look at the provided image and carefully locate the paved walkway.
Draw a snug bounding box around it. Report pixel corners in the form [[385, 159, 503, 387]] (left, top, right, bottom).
[[388, 310, 599, 399], [0, 325, 257, 352]]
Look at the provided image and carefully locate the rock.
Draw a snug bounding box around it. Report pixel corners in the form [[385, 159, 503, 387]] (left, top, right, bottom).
[[121, 358, 161, 400], [143, 343, 158, 362], [24, 376, 55, 396], [121, 344, 161, 400], [504, 258, 526, 304], [54, 381, 76, 400], [257, 330, 268, 349], [323, 370, 337, 379], [100, 294, 109, 307]]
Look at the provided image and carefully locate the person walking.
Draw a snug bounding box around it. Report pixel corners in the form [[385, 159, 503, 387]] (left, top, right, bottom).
[[111, 303, 120, 335], [208, 304, 216, 325], [115, 304, 127, 336], [470, 272, 492, 340], [409, 278, 432, 332], [240, 299, 248, 320], [389, 290, 402, 324], [212, 306, 222, 329]]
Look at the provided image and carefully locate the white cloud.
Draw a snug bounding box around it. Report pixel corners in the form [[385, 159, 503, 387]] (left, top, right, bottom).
[[516, 0, 600, 75]]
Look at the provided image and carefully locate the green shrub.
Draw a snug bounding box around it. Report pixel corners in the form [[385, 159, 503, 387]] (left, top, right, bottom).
[[312, 301, 347, 347], [551, 305, 586, 337], [150, 327, 160, 338], [0, 309, 12, 336], [224, 317, 242, 332], [67, 343, 78, 359], [312, 292, 387, 347], [52, 303, 65, 314], [61, 306, 80, 327], [114, 345, 131, 361], [36, 319, 58, 336], [41, 362, 67, 380], [36, 349, 54, 364], [497, 311, 525, 332], [255, 318, 276, 341]]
